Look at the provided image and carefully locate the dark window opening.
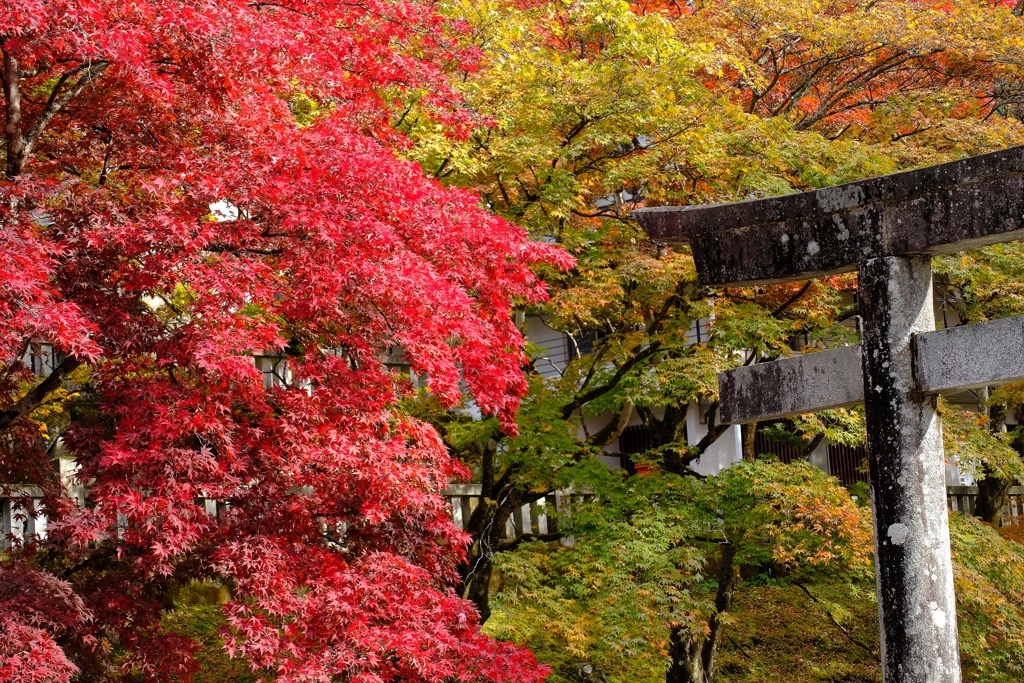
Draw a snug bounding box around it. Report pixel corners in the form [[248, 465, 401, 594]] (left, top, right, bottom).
[[617, 424, 652, 474]]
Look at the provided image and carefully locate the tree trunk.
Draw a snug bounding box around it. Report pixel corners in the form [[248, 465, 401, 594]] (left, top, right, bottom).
[[463, 553, 495, 622], [801, 433, 826, 461], [666, 543, 739, 683], [460, 495, 505, 623], [973, 470, 1013, 526], [641, 403, 689, 475], [973, 395, 1014, 526], [666, 626, 703, 683], [460, 482, 550, 623], [3, 48, 25, 178], [741, 422, 757, 463]]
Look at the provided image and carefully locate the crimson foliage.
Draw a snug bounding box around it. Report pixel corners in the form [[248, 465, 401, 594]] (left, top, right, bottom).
[[0, 2, 568, 681]]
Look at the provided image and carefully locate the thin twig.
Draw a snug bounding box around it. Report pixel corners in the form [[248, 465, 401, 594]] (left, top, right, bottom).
[[792, 581, 879, 660]]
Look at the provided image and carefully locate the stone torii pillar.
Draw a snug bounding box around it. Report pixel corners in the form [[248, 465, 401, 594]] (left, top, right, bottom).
[[634, 146, 1024, 683]]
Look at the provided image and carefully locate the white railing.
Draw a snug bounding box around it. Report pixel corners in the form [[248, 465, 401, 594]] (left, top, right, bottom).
[[947, 486, 1024, 525], [444, 484, 592, 541]]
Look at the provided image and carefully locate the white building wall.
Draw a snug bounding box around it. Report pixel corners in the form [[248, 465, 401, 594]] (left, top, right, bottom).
[[685, 403, 743, 476], [808, 439, 831, 475], [525, 316, 573, 380]]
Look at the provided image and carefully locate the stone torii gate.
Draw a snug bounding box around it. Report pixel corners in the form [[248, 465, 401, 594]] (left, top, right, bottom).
[[634, 146, 1024, 683]]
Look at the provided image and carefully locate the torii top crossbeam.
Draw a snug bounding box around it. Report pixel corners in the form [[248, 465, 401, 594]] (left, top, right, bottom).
[[636, 145, 1024, 286]]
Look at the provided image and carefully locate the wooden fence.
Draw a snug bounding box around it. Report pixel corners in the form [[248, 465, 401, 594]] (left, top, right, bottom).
[[445, 486, 1024, 537], [753, 426, 871, 488], [6, 485, 1023, 549], [947, 486, 1024, 525]]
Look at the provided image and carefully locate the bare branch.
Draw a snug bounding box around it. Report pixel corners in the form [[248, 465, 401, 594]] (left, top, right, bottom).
[[3, 48, 24, 178], [203, 243, 285, 256], [792, 581, 880, 660], [0, 356, 84, 432], [21, 60, 110, 165]]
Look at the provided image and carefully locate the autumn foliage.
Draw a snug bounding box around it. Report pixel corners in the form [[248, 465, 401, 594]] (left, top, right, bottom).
[[0, 2, 570, 681], [8, 0, 1024, 681], [397, 1, 1024, 681]]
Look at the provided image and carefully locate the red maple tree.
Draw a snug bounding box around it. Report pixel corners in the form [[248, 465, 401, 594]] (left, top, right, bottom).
[[0, 2, 569, 681]]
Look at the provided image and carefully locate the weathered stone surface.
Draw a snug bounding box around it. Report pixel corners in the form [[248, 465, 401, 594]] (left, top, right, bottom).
[[860, 256, 961, 683], [914, 314, 1024, 393], [634, 145, 1024, 286], [718, 346, 863, 424]]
